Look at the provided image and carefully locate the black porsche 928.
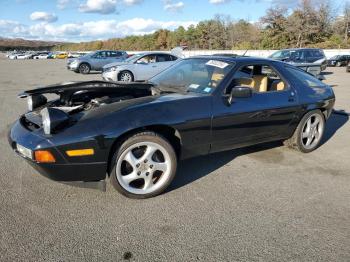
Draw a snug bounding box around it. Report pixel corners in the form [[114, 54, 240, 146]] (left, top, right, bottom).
[[8, 56, 335, 198]]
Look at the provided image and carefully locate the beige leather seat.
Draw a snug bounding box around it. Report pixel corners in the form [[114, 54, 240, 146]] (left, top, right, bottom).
[[271, 80, 285, 91], [236, 76, 268, 92], [252, 75, 268, 92]]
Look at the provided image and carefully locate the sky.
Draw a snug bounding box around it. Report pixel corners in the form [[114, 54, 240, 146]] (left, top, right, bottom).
[[0, 0, 346, 42]]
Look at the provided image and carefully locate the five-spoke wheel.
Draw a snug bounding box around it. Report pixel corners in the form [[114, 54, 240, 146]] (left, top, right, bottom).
[[284, 110, 325, 153], [110, 132, 177, 198]]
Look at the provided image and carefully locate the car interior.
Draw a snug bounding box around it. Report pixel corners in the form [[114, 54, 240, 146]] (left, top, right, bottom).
[[231, 64, 287, 93]]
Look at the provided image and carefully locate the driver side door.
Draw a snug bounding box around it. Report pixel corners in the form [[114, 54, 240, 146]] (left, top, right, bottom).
[[91, 51, 108, 70], [134, 54, 157, 80], [211, 62, 300, 153]]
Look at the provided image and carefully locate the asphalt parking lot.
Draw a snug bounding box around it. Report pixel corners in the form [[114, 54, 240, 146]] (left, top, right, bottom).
[[0, 58, 349, 261]]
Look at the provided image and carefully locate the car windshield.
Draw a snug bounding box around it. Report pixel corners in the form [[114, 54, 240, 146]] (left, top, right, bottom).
[[270, 50, 291, 59], [330, 55, 341, 59], [149, 58, 235, 94]]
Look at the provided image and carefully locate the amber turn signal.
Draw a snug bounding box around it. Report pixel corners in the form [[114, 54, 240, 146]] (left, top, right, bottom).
[[66, 148, 94, 157], [34, 150, 56, 163]]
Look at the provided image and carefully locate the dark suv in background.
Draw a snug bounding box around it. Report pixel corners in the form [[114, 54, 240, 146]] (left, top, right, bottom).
[[327, 55, 350, 67], [269, 48, 327, 77]]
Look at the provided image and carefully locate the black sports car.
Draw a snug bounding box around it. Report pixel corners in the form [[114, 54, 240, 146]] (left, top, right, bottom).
[[8, 56, 335, 198]]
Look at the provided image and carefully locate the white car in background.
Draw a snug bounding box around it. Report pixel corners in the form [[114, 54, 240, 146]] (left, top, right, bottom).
[[102, 52, 180, 82], [16, 53, 32, 59], [8, 53, 23, 59], [33, 52, 50, 59]]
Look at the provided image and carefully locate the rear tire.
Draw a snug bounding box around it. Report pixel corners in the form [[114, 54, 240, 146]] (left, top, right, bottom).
[[110, 131, 177, 198], [79, 63, 90, 74], [284, 110, 325, 153]]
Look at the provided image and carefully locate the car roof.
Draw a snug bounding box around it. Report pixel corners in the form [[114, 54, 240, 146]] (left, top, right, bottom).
[[277, 48, 322, 51], [132, 51, 176, 56], [94, 50, 126, 52], [189, 55, 278, 64]]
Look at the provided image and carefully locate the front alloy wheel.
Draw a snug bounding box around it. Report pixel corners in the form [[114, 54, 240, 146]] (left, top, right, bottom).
[[110, 132, 177, 198], [119, 71, 133, 82], [79, 63, 90, 74]]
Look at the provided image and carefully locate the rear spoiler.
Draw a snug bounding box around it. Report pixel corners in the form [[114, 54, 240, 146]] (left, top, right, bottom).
[[18, 80, 154, 98]]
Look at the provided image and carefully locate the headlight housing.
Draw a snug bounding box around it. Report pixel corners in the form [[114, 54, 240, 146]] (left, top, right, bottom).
[[41, 108, 69, 135], [105, 66, 117, 72], [70, 60, 78, 66], [27, 95, 47, 111]]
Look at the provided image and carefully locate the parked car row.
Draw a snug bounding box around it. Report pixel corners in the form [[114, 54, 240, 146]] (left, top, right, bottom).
[[66, 47, 336, 83], [66, 49, 181, 83], [6, 51, 88, 60]]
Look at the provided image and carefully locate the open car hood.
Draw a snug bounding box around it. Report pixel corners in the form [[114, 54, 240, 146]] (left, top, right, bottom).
[[18, 80, 154, 98]]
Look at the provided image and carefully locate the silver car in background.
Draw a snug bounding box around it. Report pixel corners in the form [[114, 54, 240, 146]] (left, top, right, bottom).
[[102, 52, 179, 82], [67, 50, 128, 74]]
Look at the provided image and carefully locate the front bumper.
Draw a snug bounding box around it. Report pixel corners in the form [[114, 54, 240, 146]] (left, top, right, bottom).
[[102, 70, 117, 82], [8, 120, 107, 182], [67, 63, 79, 71]]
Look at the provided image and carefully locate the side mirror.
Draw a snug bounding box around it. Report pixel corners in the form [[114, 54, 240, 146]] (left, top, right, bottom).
[[227, 86, 252, 104]]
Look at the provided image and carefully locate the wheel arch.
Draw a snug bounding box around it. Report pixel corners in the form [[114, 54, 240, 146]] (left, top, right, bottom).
[[304, 104, 330, 120], [106, 124, 182, 175]]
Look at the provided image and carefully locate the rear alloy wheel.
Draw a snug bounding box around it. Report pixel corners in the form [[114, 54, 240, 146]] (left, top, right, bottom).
[[284, 110, 325, 153], [79, 63, 90, 74], [119, 71, 134, 82], [110, 132, 177, 198]]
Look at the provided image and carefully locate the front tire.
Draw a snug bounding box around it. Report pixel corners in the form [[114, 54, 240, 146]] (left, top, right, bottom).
[[110, 132, 177, 198], [284, 110, 325, 153], [79, 63, 90, 74], [118, 71, 134, 82]]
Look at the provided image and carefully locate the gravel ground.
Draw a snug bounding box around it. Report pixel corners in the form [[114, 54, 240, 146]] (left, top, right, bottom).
[[0, 59, 349, 262]]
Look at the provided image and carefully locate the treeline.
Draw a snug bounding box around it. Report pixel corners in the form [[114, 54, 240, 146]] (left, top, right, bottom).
[[55, 0, 350, 51], [0, 38, 62, 51]]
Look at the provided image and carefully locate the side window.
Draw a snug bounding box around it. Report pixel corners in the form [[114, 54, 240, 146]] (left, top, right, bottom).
[[137, 55, 156, 64], [95, 51, 106, 58], [92, 51, 101, 58], [230, 64, 287, 93], [170, 55, 178, 61], [110, 51, 119, 57], [156, 54, 169, 62], [285, 66, 326, 88]]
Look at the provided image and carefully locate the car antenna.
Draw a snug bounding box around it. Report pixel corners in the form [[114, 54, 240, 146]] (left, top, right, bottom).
[[241, 49, 248, 57]]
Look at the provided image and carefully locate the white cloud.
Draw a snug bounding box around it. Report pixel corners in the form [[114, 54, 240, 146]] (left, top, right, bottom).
[[0, 18, 197, 42], [30, 12, 58, 23], [0, 20, 28, 36], [123, 0, 143, 5], [79, 0, 117, 14], [57, 0, 70, 10], [164, 1, 184, 12], [209, 0, 231, 4]]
